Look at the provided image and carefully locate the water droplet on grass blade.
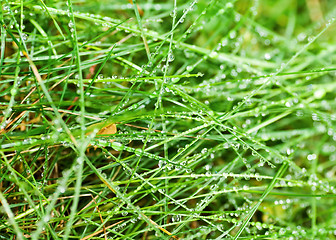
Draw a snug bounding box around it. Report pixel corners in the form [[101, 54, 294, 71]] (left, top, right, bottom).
[[168, 53, 175, 62], [112, 142, 124, 151], [314, 89, 326, 99], [209, 51, 218, 59]]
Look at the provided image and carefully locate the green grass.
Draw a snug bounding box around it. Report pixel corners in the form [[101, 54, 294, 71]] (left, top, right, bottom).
[[1, 0, 336, 239]]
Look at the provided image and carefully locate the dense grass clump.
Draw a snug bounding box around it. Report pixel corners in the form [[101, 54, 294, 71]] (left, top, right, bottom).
[[1, 0, 336, 239]]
